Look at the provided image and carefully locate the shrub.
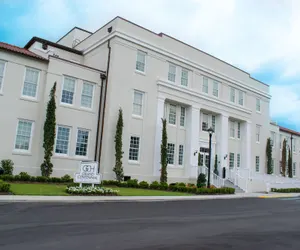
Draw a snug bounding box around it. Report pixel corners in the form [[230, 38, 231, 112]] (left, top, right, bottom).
[[150, 181, 160, 190], [50, 177, 61, 183], [271, 188, 300, 193], [36, 176, 49, 182], [30, 176, 36, 182], [0, 180, 11, 192], [139, 181, 149, 189], [127, 179, 139, 188], [159, 182, 168, 190], [102, 180, 119, 186], [177, 182, 186, 187], [196, 187, 235, 195], [197, 173, 207, 188], [66, 186, 119, 196], [0, 174, 14, 182], [1, 160, 14, 175], [118, 181, 128, 187], [61, 174, 72, 183], [19, 172, 31, 181], [187, 183, 196, 188]]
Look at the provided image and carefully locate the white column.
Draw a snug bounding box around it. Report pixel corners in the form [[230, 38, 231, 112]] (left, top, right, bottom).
[[243, 121, 252, 170], [186, 106, 200, 178], [153, 96, 165, 176], [219, 113, 229, 174]]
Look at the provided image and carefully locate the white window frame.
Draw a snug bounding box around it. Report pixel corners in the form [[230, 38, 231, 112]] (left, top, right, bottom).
[[229, 121, 235, 138], [181, 69, 188, 87], [132, 90, 144, 117], [14, 119, 34, 153], [21, 67, 40, 99], [55, 125, 71, 156], [80, 81, 94, 109], [256, 98, 261, 112], [229, 153, 234, 169], [237, 153, 241, 168], [238, 90, 244, 106], [213, 80, 219, 97], [168, 104, 177, 125], [180, 106, 185, 127], [202, 76, 208, 93], [178, 144, 184, 166], [237, 122, 241, 139], [135, 50, 146, 73], [75, 128, 90, 157], [256, 125, 261, 143], [0, 60, 6, 94], [168, 63, 176, 83], [255, 156, 260, 172], [230, 87, 235, 103], [202, 113, 209, 131], [167, 143, 175, 165], [61, 76, 76, 105], [128, 135, 141, 162]]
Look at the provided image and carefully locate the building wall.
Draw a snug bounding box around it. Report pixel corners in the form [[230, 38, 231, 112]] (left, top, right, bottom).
[[57, 28, 91, 48]]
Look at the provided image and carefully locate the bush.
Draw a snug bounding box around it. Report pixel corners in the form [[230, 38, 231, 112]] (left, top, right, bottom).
[[30, 176, 36, 182], [61, 174, 72, 183], [36, 176, 49, 182], [197, 173, 207, 188], [139, 181, 149, 189], [196, 187, 235, 195], [271, 188, 300, 193], [50, 177, 61, 183], [66, 186, 119, 196], [127, 179, 139, 188], [1, 160, 14, 175], [0, 174, 14, 182], [159, 182, 168, 190], [187, 183, 196, 188], [19, 172, 31, 181], [150, 181, 160, 190], [118, 181, 128, 187], [177, 182, 186, 187], [0, 180, 11, 192], [102, 180, 119, 186]]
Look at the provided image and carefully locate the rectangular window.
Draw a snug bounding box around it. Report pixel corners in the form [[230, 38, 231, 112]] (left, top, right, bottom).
[[256, 125, 260, 142], [180, 107, 185, 127], [22, 67, 39, 98], [168, 104, 177, 125], [255, 156, 260, 172], [81, 82, 94, 108], [293, 162, 296, 177], [129, 136, 140, 161], [136, 50, 146, 72], [202, 77, 208, 93], [132, 90, 144, 116], [230, 87, 235, 103], [237, 122, 241, 139], [167, 143, 175, 165], [75, 129, 89, 156], [238, 90, 244, 105], [202, 113, 208, 131], [212, 115, 216, 131], [293, 139, 296, 152], [230, 121, 235, 138], [14, 120, 33, 151], [61, 76, 76, 104], [213, 81, 219, 97], [178, 145, 184, 165], [168, 64, 176, 82], [0, 60, 5, 92], [271, 132, 275, 147], [181, 69, 188, 86], [237, 153, 241, 168], [229, 153, 234, 169], [256, 98, 261, 112], [55, 126, 70, 155]]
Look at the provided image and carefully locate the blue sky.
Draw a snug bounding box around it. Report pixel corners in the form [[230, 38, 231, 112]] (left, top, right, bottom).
[[1, 0, 300, 131]]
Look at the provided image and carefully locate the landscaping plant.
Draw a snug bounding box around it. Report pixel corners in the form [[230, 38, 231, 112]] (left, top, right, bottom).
[[160, 118, 168, 184], [66, 186, 119, 196], [113, 108, 124, 182], [197, 173, 207, 188], [281, 139, 287, 176], [266, 137, 273, 174], [288, 148, 293, 178], [1, 159, 14, 175]]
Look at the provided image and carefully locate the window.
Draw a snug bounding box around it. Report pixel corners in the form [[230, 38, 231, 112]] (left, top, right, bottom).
[[238, 90, 244, 105], [167, 143, 175, 165], [230, 87, 235, 103], [55, 126, 70, 155], [237, 153, 241, 168], [168, 64, 176, 82], [180, 107, 185, 127], [129, 136, 140, 161], [229, 153, 234, 169], [213, 81, 219, 97], [61, 76, 75, 104], [169, 104, 176, 125], [81, 82, 94, 108], [237, 122, 241, 139], [178, 145, 184, 165], [75, 129, 89, 156], [256, 125, 260, 142], [14, 120, 33, 151], [212, 115, 216, 131], [181, 69, 188, 86], [271, 132, 275, 147], [293, 139, 296, 152], [293, 162, 296, 177], [256, 98, 261, 112], [22, 68, 39, 98], [255, 156, 260, 172], [230, 121, 235, 138], [132, 90, 144, 116], [202, 113, 208, 131], [0, 60, 5, 92], [203, 77, 208, 93], [136, 50, 146, 72]]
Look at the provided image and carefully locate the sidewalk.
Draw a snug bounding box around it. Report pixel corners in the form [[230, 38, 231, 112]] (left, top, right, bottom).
[[0, 193, 299, 202]]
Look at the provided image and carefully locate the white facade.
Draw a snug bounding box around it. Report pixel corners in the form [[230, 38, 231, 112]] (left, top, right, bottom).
[[0, 17, 299, 191]]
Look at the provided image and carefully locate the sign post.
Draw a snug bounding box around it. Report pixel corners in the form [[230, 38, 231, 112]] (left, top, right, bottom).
[[74, 161, 102, 186]]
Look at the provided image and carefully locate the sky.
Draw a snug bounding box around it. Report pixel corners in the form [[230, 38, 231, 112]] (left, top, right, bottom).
[[1, 0, 300, 131]]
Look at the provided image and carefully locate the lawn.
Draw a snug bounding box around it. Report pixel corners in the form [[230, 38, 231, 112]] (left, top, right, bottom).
[[9, 183, 192, 196]]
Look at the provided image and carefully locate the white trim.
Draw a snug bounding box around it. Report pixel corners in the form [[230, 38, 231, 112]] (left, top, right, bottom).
[[60, 75, 77, 106], [0, 59, 7, 94], [54, 125, 72, 156], [132, 89, 144, 118], [20, 67, 41, 101], [13, 119, 35, 154], [80, 80, 95, 110], [74, 128, 90, 158], [135, 50, 147, 74], [128, 135, 141, 163]]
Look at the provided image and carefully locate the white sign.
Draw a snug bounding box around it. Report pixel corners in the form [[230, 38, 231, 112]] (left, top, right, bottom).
[[74, 161, 102, 185]]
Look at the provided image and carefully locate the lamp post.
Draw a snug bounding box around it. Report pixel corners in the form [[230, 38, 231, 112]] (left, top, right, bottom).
[[207, 127, 214, 188]]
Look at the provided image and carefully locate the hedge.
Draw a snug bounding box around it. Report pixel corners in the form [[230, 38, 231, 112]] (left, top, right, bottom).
[[0, 180, 11, 193], [271, 188, 300, 193], [66, 186, 119, 196], [0, 173, 73, 183]]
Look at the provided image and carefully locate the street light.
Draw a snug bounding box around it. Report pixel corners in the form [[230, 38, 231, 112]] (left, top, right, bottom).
[[207, 127, 214, 188]]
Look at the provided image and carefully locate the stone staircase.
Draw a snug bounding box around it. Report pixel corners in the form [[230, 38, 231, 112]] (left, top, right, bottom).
[[224, 180, 245, 193]]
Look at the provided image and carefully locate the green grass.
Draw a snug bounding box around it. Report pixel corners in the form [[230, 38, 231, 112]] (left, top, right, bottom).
[[9, 183, 192, 196]]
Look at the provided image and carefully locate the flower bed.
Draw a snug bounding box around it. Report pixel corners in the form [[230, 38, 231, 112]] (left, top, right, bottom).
[[66, 186, 119, 196]]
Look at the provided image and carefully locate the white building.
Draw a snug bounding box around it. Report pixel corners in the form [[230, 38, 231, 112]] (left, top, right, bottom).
[[0, 17, 299, 192]]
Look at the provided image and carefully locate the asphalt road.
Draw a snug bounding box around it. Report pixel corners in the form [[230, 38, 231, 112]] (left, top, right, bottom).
[[0, 198, 300, 250]]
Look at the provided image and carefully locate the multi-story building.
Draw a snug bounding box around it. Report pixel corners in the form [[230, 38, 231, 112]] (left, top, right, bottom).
[[0, 17, 299, 191]]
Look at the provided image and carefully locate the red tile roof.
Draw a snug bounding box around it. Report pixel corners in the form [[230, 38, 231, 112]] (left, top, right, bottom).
[[279, 126, 300, 136], [0, 42, 47, 61]]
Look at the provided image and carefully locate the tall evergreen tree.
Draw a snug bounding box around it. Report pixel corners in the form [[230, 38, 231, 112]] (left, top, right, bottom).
[[213, 154, 219, 175], [266, 138, 273, 174], [288, 148, 293, 178], [41, 82, 57, 177], [113, 108, 124, 182], [160, 118, 168, 184], [282, 139, 287, 177]]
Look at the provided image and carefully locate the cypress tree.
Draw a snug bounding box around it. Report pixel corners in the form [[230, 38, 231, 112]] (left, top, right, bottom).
[[266, 138, 273, 174], [113, 108, 124, 182], [213, 154, 219, 175], [288, 149, 293, 178], [282, 139, 287, 177], [41, 82, 57, 177], [160, 118, 168, 184]]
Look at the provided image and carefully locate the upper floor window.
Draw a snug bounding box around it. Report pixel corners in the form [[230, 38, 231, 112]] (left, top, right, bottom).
[[230, 87, 235, 103], [75, 129, 89, 156], [55, 126, 70, 155], [238, 90, 244, 106], [168, 104, 177, 125], [61, 76, 76, 105], [293, 139, 296, 152], [132, 90, 144, 117], [256, 98, 261, 112], [202, 77, 208, 93], [213, 81, 219, 97], [22, 67, 39, 98], [14, 119, 34, 151], [136, 50, 146, 72], [212, 115, 216, 131], [180, 106, 185, 127], [168, 64, 176, 82], [237, 122, 241, 139], [81, 82, 94, 109], [256, 125, 261, 142], [181, 69, 188, 86], [202, 113, 209, 131], [0, 60, 5, 92], [229, 121, 235, 138]]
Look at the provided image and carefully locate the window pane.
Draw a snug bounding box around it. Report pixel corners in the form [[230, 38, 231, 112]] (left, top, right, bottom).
[[229, 153, 234, 169], [169, 104, 176, 125], [168, 64, 176, 82], [0, 61, 5, 91], [230, 121, 235, 138], [75, 130, 89, 156], [237, 154, 240, 168], [15, 120, 33, 150], [133, 91, 143, 116], [180, 107, 185, 127], [212, 115, 216, 131], [256, 156, 260, 172], [136, 51, 146, 72], [23, 68, 39, 97], [167, 143, 175, 164], [202, 113, 208, 131], [238, 90, 243, 105], [230, 87, 235, 103], [181, 69, 188, 86], [81, 82, 93, 108], [55, 126, 70, 154], [203, 77, 208, 93], [237, 122, 241, 139], [213, 81, 218, 97], [62, 77, 75, 104], [129, 136, 140, 161], [256, 99, 261, 111]]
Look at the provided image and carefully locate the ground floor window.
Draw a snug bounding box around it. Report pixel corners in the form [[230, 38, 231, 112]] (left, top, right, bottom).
[[229, 153, 234, 169], [129, 136, 140, 161], [255, 156, 260, 172], [167, 143, 175, 165]]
